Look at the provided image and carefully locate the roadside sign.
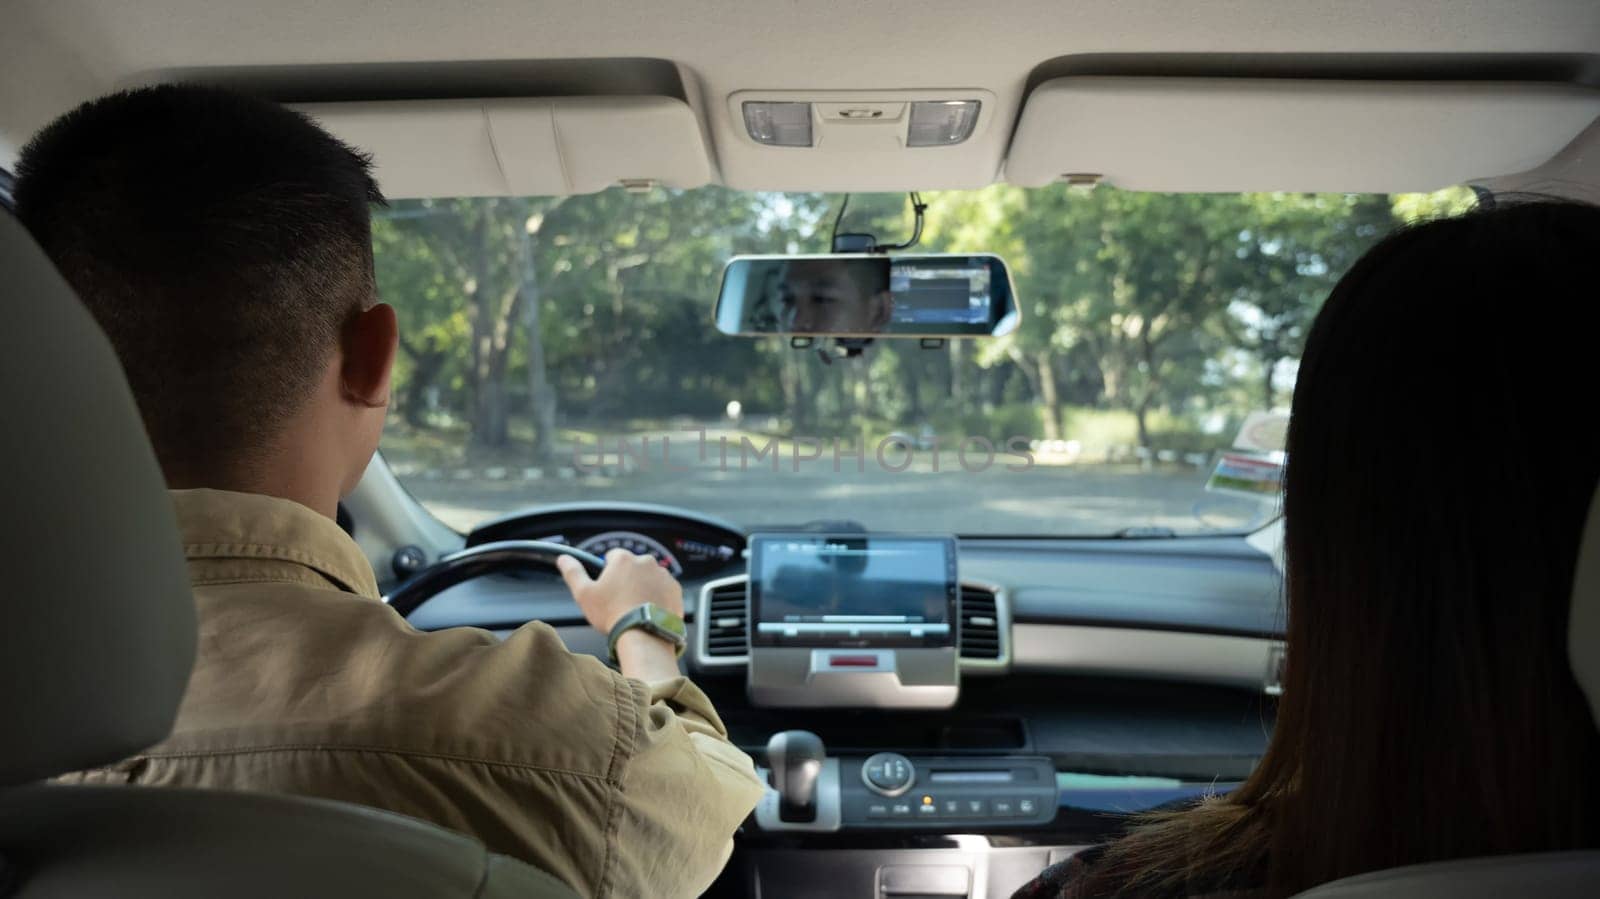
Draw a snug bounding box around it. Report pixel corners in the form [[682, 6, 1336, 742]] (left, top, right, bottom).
[[1205, 452, 1284, 500]]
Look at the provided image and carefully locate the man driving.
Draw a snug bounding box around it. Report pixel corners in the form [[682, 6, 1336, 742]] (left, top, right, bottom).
[[14, 84, 764, 898]]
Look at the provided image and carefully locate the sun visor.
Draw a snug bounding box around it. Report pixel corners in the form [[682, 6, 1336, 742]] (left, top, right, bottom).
[[1006, 77, 1600, 193], [293, 96, 711, 198]]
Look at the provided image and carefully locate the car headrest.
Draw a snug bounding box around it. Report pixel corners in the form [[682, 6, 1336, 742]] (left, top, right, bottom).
[[1570, 481, 1600, 731], [0, 214, 197, 786]]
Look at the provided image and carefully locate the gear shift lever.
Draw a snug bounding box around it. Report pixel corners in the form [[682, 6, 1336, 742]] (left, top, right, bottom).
[[766, 730, 825, 822]]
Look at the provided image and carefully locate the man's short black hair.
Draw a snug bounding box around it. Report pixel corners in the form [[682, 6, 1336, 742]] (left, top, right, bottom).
[[15, 83, 386, 482]]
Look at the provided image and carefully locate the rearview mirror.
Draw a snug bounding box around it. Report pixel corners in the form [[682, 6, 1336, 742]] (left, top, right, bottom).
[[714, 254, 1019, 338]]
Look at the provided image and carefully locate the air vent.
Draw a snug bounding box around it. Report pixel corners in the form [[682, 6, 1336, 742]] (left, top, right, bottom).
[[703, 580, 750, 658], [959, 584, 1002, 661]]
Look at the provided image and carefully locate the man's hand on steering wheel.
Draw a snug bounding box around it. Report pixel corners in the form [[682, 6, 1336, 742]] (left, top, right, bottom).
[[381, 541, 685, 682], [556, 548, 684, 635]]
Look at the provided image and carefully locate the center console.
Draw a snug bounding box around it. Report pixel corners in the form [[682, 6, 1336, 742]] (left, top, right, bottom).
[[734, 533, 1058, 841], [697, 534, 1086, 897], [680, 530, 1272, 896]]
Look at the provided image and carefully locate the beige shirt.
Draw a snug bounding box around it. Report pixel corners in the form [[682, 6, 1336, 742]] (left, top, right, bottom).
[[63, 488, 765, 898]]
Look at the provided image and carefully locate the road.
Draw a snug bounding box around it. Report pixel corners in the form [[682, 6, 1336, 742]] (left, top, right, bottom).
[[392, 428, 1275, 535]]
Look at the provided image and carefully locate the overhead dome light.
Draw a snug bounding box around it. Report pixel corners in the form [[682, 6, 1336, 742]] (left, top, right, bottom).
[[907, 100, 981, 147], [743, 101, 813, 147]]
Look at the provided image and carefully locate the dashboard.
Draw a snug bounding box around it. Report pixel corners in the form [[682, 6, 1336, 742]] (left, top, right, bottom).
[[398, 501, 1286, 898], [407, 501, 1285, 778]]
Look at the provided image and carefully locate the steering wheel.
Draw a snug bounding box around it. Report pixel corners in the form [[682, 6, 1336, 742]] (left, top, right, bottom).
[[383, 540, 606, 618]]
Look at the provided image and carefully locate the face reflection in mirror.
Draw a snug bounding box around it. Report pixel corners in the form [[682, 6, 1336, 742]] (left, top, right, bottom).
[[718, 254, 1015, 338], [776, 258, 893, 335]]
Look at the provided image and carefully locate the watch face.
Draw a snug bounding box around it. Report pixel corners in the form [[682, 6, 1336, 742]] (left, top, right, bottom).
[[645, 604, 687, 644], [609, 604, 688, 664]]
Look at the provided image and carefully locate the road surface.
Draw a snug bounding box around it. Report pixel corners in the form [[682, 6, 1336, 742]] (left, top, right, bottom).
[[389, 428, 1275, 535]]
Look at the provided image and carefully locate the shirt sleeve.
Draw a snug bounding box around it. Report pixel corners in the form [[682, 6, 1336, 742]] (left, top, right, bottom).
[[603, 672, 767, 899]]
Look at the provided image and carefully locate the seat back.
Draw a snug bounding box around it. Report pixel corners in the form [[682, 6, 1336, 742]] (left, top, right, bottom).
[[0, 210, 574, 898], [0, 212, 195, 787], [0, 785, 576, 899]]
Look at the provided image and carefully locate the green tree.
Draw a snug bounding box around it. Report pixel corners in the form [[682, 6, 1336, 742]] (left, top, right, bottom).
[[372, 182, 1453, 463], [373, 204, 471, 429], [1217, 193, 1395, 408], [996, 188, 1241, 447], [377, 198, 540, 448]]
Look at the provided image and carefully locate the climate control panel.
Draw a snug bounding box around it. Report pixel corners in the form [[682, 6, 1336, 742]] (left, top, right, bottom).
[[842, 755, 1057, 828]]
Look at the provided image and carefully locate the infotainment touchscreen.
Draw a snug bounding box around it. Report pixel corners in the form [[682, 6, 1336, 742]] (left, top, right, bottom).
[[748, 534, 958, 648]]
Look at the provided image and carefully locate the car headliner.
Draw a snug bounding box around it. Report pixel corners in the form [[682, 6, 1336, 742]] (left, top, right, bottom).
[[2, 0, 1598, 197]]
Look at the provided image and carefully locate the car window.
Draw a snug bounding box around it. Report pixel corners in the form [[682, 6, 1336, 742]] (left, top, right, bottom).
[[373, 184, 1474, 535]]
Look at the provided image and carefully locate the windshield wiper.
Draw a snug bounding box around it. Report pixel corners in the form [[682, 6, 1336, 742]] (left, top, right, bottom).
[[1112, 526, 1178, 539]]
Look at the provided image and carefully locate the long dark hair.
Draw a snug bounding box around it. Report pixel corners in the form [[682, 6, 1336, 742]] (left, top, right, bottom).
[[1080, 200, 1600, 897]]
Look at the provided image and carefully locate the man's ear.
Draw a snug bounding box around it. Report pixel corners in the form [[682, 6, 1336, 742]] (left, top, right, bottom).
[[341, 303, 398, 409], [869, 291, 894, 331]]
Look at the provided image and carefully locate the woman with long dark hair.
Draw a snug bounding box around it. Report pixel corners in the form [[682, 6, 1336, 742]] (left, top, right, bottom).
[[1016, 200, 1600, 898]]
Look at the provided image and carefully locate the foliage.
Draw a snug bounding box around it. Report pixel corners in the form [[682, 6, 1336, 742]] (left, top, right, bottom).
[[372, 184, 1471, 457]]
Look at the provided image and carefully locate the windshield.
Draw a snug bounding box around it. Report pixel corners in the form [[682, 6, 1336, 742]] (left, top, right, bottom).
[[375, 185, 1472, 535]]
